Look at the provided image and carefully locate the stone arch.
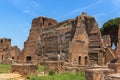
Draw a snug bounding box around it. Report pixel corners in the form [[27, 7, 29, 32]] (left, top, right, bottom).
[[12, 56, 14, 60], [78, 56, 81, 65], [85, 56, 88, 65], [2, 55, 4, 60], [48, 22, 52, 27]]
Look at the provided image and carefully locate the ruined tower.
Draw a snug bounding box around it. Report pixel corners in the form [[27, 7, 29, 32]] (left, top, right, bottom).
[[0, 38, 20, 63], [19, 17, 57, 62], [20, 13, 106, 66]]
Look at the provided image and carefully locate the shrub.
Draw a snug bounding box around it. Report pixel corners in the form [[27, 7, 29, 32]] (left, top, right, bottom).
[[48, 70, 55, 76], [38, 65, 45, 72]]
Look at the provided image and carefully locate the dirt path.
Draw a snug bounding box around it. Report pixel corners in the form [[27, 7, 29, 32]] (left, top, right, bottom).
[[0, 73, 25, 80]]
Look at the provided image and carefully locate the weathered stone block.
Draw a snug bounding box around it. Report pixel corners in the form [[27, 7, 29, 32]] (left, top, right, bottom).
[[108, 63, 120, 73], [11, 64, 38, 76], [105, 74, 120, 80], [85, 68, 114, 80], [40, 61, 64, 74]]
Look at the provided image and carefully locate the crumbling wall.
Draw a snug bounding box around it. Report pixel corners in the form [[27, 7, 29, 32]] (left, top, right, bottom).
[[85, 68, 114, 80], [20, 12, 106, 66], [103, 35, 116, 63], [85, 16, 104, 65], [19, 17, 58, 62], [70, 13, 88, 65], [40, 61, 64, 74], [0, 38, 21, 64], [11, 64, 38, 76], [42, 19, 75, 61]]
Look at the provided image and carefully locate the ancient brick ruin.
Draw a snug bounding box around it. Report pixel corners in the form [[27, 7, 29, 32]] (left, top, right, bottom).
[[0, 38, 21, 64], [1, 12, 118, 74], [1, 12, 120, 79], [85, 25, 120, 80], [11, 64, 38, 76], [18, 12, 115, 66]]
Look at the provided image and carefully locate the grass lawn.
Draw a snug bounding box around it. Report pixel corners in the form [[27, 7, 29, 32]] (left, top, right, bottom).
[[27, 72, 86, 80], [0, 64, 11, 73], [38, 65, 45, 72]]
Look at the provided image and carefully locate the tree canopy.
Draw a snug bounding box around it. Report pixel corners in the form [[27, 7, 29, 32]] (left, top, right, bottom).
[[100, 17, 120, 48], [100, 17, 120, 35]]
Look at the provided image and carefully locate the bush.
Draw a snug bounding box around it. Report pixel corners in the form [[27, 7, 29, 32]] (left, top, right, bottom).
[[38, 65, 45, 72], [48, 70, 55, 76]]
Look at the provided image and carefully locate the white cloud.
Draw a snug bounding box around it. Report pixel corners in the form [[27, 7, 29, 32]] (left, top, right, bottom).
[[10, 0, 40, 16], [71, 0, 103, 14], [94, 13, 107, 17], [23, 10, 31, 14], [32, 2, 40, 8]]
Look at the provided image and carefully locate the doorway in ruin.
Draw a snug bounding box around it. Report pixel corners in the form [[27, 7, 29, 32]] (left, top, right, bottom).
[[85, 56, 88, 65], [12, 56, 14, 60], [2, 55, 3, 60], [89, 53, 98, 64], [78, 56, 81, 65], [26, 56, 32, 62]]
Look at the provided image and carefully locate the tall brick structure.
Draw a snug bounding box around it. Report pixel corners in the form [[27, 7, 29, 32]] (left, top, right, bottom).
[[19, 17, 58, 62], [19, 12, 109, 66]]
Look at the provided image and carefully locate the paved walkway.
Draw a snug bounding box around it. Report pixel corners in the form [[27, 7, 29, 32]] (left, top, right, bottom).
[[0, 73, 25, 80]]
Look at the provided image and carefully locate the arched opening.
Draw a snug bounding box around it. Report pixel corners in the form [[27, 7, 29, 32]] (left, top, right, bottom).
[[48, 23, 52, 27], [78, 56, 81, 65], [12, 56, 14, 60], [85, 56, 88, 65], [26, 56, 32, 62], [2, 55, 3, 60]]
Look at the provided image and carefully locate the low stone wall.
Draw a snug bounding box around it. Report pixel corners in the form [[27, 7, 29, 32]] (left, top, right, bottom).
[[11, 64, 38, 76], [108, 63, 120, 73], [105, 73, 120, 80], [64, 65, 87, 72], [40, 61, 64, 74], [85, 68, 114, 80]]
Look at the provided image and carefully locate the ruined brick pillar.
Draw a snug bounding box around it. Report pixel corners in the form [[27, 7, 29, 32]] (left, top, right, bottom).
[[98, 52, 104, 65], [116, 25, 120, 62], [70, 13, 88, 65]]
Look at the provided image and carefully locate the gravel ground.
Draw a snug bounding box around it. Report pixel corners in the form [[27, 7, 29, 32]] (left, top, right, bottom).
[[0, 73, 25, 80]]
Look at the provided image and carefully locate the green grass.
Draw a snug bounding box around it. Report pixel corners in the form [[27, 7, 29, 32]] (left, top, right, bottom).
[[0, 64, 11, 73], [38, 65, 45, 72], [27, 72, 86, 80]]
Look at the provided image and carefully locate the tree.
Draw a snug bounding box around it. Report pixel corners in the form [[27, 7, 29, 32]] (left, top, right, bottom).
[[100, 17, 120, 48]]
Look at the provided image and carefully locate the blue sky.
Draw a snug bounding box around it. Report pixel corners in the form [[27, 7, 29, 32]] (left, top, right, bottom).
[[0, 0, 120, 50]]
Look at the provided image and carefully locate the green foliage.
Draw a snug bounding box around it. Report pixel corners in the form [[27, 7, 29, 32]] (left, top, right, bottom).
[[38, 65, 45, 72], [48, 70, 55, 76], [27, 72, 86, 80], [100, 17, 120, 35], [0, 64, 11, 73]]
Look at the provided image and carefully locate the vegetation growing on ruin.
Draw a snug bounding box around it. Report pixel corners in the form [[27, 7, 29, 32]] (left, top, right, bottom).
[[100, 17, 120, 47], [27, 72, 86, 80], [38, 65, 45, 72], [0, 64, 10, 73]]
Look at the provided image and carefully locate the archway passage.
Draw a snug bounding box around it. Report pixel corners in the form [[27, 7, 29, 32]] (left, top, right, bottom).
[[26, 56, 32, 62], [12, 56, 14, 59], [78, 56, 81, 65], [2, 55, 3, 60], [85, 56, 88, 65]]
